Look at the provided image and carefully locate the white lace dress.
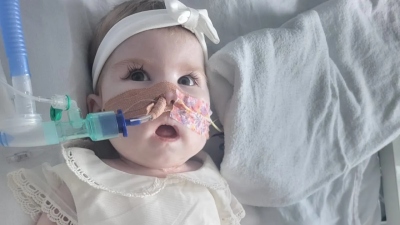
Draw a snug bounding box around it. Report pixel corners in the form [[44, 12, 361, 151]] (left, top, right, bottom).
[[7, 147, 245, 225]]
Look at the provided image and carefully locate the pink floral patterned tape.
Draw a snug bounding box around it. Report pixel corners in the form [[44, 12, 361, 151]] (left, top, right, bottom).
[[170, 89, 212, 137]]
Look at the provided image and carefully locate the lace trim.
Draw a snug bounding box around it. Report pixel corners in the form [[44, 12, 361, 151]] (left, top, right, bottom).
[[7, 169, 77, 225], [173, 174, 227, 190], [63, 148, 182, 197], [221, 209, 245, 224]]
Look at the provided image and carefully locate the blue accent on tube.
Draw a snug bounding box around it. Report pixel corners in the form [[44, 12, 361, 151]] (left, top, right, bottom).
[[0, 0, 31, 77], [116, 110, 128, 137]]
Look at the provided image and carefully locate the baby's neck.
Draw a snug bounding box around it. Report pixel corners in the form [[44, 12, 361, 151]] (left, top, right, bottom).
[[103, 157, 202, 178]]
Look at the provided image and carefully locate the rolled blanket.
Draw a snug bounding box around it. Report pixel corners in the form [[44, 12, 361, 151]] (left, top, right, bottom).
[[207, 0, 400, 207]]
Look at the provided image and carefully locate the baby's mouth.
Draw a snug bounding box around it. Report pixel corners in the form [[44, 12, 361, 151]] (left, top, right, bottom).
[[155, 125, 179, 139]]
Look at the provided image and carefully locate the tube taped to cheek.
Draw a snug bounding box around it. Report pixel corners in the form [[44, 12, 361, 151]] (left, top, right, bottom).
[[170, 89, 211, 137], [103, 82, 212, 137]]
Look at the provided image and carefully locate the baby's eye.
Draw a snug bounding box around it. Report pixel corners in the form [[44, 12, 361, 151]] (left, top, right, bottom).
[[178, 75, 198, 86], [129, 70, 149, 81]]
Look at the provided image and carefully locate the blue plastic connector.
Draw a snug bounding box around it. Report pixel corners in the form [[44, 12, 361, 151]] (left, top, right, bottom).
[[116, 109, 128, 137]]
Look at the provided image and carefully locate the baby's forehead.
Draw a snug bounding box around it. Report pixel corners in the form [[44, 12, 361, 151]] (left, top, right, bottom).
[[108, 28, 203, 63]]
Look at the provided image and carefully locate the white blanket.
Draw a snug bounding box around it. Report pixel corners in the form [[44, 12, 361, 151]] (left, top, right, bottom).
[[207, 0, 400, 207]]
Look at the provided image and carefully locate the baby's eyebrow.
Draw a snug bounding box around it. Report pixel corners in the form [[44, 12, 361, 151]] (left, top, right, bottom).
[[111, 58, 148, 69], [179, 62, 207, 77]]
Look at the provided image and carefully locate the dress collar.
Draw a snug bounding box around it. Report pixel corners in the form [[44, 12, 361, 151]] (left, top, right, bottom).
[[62, 147, 226, 197]]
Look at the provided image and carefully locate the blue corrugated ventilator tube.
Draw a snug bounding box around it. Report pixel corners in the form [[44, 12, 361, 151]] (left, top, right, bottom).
[[0, 0, 36, 115], [0, 0, 151, 149]]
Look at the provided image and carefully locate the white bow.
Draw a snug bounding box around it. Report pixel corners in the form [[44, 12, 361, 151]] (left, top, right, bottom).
[[165, 0, 220, 44]]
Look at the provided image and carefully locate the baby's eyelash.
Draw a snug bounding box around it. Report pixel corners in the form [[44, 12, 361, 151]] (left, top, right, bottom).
[[122, 64, 144, 80], [188, 72, 200, 85]]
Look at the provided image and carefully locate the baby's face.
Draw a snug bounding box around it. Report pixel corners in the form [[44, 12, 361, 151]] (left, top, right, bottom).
[[89, 28, 209, 169]]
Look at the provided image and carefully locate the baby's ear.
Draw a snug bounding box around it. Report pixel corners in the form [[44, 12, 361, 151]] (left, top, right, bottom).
[[87, 94, 102, 113]]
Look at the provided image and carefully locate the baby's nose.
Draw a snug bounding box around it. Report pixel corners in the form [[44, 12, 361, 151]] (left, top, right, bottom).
[[164, 90, 177, 105]]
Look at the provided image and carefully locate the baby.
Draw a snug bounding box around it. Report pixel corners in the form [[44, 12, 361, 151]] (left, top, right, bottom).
[[7, 0, 244, 224]]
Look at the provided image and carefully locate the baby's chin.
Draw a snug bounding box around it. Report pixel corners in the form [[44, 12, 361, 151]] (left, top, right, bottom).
[[109, 157, 194, 177], [132, 152, 198, 169], [135, 157, 203, 176]]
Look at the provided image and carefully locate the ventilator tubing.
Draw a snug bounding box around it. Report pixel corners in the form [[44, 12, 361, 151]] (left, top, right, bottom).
[[0, 0, 36, 115], [0, 111, 123, 147]]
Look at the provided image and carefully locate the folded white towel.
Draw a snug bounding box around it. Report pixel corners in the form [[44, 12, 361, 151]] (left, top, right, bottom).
[[207, 0, 400, 207]]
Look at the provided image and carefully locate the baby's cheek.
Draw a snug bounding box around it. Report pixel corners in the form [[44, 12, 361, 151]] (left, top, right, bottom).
[[185, 130, 207, 154], [109, 136, 131, 153], [110, 126, 147, 149]]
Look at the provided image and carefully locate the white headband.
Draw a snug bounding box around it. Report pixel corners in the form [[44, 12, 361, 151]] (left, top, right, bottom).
[[92, 0, 220, 90]]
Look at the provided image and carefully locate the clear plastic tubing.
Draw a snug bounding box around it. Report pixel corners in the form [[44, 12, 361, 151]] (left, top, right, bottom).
[[0, 111, 122, 147], [0, 112, 152, 147], [0, 0, 36, 115]]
